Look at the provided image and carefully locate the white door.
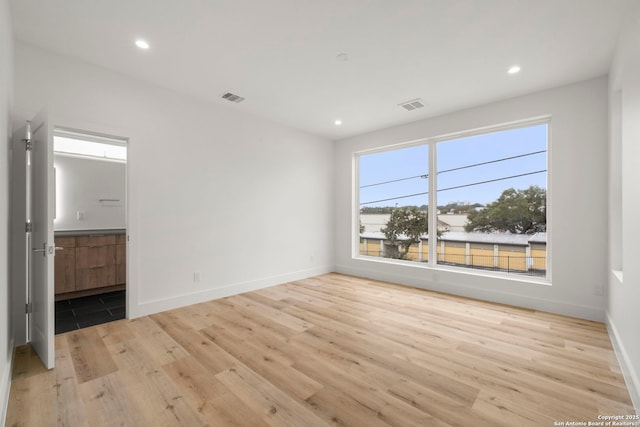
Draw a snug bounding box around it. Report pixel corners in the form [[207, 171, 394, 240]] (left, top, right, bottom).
[[29, 109, 55, 369]]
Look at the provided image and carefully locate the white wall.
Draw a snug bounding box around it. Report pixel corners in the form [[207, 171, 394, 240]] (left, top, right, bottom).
[[0, 0, 12, 422], [608, 4, 640, 412], [12, 42, 334, 324], [335, 77, 609, 322], [53, 154, 125, 231]]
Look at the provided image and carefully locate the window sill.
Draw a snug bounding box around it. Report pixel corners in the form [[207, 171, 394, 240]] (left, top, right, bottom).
[[354, 254, 551, 286]]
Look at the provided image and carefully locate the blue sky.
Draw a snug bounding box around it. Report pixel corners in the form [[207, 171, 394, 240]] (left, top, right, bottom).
[[359, 123, 547, 208]]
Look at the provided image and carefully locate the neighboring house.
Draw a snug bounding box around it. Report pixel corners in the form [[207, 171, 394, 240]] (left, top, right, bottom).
[[359, 214, 391, 233], [361, 213, 469, 233], [360, 231, 547, 274], [436, 214, 469, 232]]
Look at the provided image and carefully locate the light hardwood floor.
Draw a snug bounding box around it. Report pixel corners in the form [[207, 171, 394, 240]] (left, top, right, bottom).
[[6, 273, 636, 426]]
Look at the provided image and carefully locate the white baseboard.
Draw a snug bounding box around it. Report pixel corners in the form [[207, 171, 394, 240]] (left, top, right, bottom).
[[607, 312, 640, 415], [133, 265, 333, 318], [334, 264, 605, 322], [1, 336, 15, 426]]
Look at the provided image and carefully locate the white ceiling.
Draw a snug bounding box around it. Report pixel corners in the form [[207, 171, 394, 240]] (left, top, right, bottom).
[[9, 0, 633, 140]]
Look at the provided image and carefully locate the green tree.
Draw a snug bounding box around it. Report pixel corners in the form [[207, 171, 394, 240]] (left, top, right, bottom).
[[360, 206, 394, 214], [437, 201, 483, 214], [465, 186, 546, 234], [381, 207, 429, 259]]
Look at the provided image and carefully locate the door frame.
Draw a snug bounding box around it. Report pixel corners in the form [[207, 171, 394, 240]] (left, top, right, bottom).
[[51, 124, 131, 321], [12, 114, 135, 364]]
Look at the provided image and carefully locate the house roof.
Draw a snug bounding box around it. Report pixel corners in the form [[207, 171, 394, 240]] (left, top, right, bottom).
[[437, 214, 469, 229]]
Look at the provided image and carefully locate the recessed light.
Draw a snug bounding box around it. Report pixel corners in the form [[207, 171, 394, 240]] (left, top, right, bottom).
[[508, 65, 521, 74], [135, 39, 150, 49], [334, 119, 342, 126]]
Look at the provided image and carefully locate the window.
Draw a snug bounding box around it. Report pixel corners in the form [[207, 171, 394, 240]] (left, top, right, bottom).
[[357, 120, 548, 279], [53, 129, 127, 162], [359, 144, 429, 261]]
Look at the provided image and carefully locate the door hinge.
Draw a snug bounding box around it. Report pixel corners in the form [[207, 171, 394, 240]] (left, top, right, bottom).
[[25, 222, 33, 233], [23, 121, 33, 151], [25, 302, 32, 314]]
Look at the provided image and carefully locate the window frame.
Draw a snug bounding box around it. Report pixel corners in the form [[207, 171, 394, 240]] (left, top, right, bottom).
[[53, 127, 128, 163], [353, 116, 552, 284]]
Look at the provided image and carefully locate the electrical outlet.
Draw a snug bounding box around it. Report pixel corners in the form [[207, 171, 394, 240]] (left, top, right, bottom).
[[594, 285, 604, 296], [193, 272, 201, 282]]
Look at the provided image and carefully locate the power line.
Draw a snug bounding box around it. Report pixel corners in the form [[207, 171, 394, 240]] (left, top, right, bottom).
[[439, 150, 546, 175], [361, 191, 429, 206], [359, 150, 545, 189], [438, 170, 546, 193], [359, 169, 546, 205], [360, 174, 427, 188]]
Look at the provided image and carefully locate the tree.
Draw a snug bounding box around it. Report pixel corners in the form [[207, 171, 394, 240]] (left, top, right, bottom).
[[465, 186, 546, 234], [381, 207, 429, 259], [360, 206, 394, 214], [437, 201, 483, 214]]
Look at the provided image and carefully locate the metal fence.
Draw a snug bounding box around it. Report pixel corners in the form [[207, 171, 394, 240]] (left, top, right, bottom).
[[436, 253, 546, 277], [360, 248, 546, 277]]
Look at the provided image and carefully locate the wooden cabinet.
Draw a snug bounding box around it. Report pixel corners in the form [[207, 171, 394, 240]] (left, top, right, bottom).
[[54, 232, 125, 299], [116, 234, 126, 285], [54, 236, 76, 295], [75, 236, 116, 291]]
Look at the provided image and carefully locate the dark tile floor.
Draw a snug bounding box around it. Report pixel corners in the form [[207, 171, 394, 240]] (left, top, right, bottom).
[[55, 290, 126, 334]]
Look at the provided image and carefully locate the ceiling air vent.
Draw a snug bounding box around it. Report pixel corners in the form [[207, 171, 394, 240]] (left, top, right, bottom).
[[222, 92, 245, 103], [398, 98, 425, 111]]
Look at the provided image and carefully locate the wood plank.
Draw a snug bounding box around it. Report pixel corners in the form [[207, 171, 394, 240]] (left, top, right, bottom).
[[6, 273, 636, 426], [289, 343, 446, 427], [11, 344, 49, 380], [230, 294, 313, 332], [289, 324, 481, 407], [387, 378, 499, 427], [201, 325, 323, 400], [212, 296, 307, 343], [304, 384, 396, 427], [53, 342, 90, 427], [6, 370, 58, 426], [107, 339, 207, 426], [215, 364, 328, 427], [79, 372, 151, 426], [95, 319, 135, 347], [150, 310, 237, 374], [163, 357, 270, 427], [393, 347, 605, 420], [6, 346, 58, 427], [125, 316, 189, 366], [66, 328, 118, 384]]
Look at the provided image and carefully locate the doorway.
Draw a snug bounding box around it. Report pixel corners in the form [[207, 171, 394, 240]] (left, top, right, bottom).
[[51, 128, 128, 334]]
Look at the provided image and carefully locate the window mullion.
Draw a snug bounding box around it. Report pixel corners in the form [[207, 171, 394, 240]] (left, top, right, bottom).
[[428, 141, 437, 267]]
